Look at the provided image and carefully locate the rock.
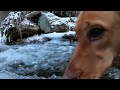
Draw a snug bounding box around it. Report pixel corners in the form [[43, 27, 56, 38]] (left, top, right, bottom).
[[43, 37, 51, 41], [47, 74, 63, 79], [5, 26, 43, 45], [25, 11, 42, 19], [0, 11, 45, 45], [25, 11, 42, 24], [0, 11, 10, 23], [0, 11, 25, 32], [23, 37, 51, 44], [52, 23, 69, 33], [62, 34, 77, 43], [38, 13, 51, 33], [52, 11, 80, 17], [38, 12, 70, 33], [101, 67, 120, 79]]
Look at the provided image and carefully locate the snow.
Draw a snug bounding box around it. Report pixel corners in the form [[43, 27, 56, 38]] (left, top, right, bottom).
[[0, 11, 76, 45], [41, 31, 75, 39], [51, 17, 77, 29], [43, 12, 61, 22], [21, 18, 35, 26], [0, 11, 22, 29], [42, 12, 77, 30], [0, 32, 6, 45], [0, 11, 36, 39], [24, 31, 76, 44]]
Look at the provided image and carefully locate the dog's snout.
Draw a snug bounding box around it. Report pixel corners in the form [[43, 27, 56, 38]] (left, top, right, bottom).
[[63, 70, 77, 79]]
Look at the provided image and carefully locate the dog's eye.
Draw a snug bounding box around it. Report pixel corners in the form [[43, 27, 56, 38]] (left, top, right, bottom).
[[87, 26, 106, 41]]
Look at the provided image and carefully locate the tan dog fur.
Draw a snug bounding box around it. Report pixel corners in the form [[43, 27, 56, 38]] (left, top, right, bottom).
[[63, 11, 120, 79]]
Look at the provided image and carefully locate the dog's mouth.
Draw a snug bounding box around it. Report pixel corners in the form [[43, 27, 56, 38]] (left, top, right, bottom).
[[63, 67, 120, 79]]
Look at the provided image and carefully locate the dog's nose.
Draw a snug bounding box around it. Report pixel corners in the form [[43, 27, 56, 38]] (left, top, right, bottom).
[[63, 70, 76, 79]]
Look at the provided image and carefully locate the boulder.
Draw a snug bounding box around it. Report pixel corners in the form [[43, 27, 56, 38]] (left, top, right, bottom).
[[25, 11, 42, 24], [101, 67, 120, 79], [0, 11, 10, 23], [52, 23, 69, 33], [38, 14, 51, 33], [52, 11, 80, 17], [5, 26, 43, 45], [62, 33, 77, 43], [0, 11, 45, 45], [38, 12, 70, 33]]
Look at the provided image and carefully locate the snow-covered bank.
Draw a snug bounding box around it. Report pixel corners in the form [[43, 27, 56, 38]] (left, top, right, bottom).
[[0, 11, 41, 45], [38, 12, 77, 33], [24, 31, 75, 43], [0, 11, 77, 45]]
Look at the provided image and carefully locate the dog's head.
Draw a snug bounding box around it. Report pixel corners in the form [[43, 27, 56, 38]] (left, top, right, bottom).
[[63, 11, 120, 79]]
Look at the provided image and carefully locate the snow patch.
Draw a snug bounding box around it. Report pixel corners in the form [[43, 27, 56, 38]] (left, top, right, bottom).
[[42, 12, 77, 30], [0, 11, 36, 41], [23, 31, 76, 43], [21, 18, 35, 26]]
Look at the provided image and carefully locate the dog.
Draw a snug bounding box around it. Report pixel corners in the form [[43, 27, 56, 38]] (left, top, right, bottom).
[[63, 11, 120, 79]]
